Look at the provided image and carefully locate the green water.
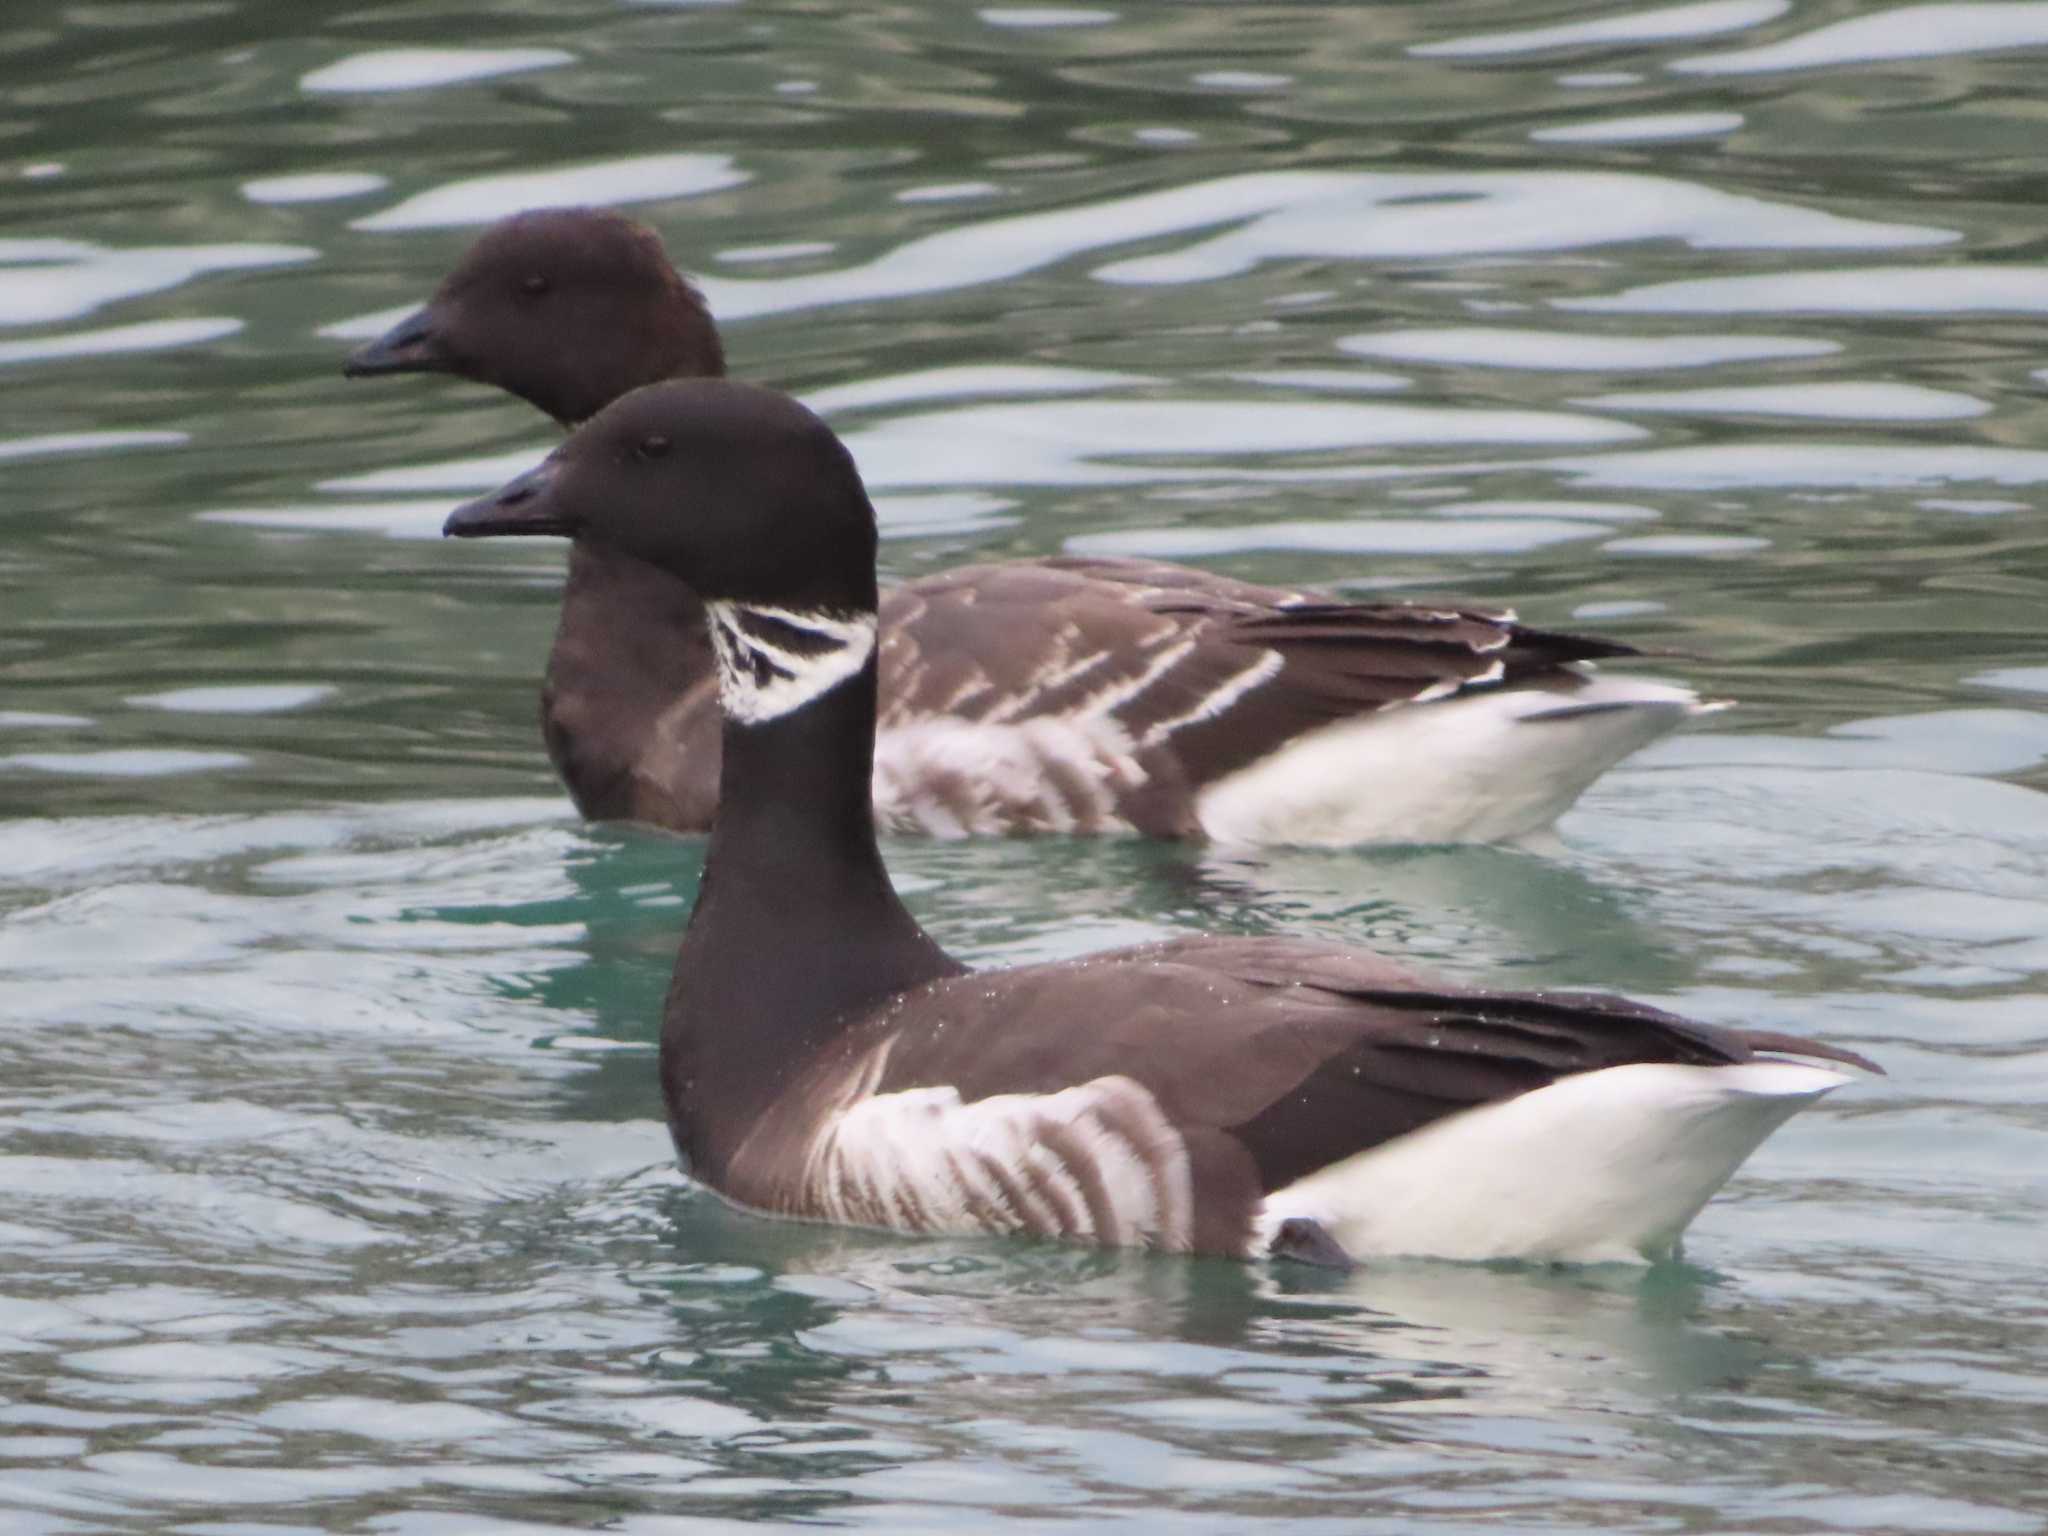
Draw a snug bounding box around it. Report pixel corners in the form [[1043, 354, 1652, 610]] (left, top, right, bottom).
[[2, 1, 2045, 1530]]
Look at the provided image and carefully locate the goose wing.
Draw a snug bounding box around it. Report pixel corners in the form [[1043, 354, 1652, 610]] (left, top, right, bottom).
[[880, 559, 1652, 795]]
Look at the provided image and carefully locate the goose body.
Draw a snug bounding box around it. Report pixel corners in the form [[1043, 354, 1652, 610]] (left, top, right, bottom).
[[708, 933, 1854, 1263], [354, 207, 1718, 847], [443, 378, 1879, 1264]]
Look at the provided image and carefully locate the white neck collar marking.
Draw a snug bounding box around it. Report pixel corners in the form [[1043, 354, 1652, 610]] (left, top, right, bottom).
[[705, 601, 878, 724]]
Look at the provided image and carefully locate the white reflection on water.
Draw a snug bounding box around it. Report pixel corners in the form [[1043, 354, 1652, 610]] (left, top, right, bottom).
[[317, 301, 415, 343], [1568, 264, 2048, 314], [320, 164, 1954, 339], [352, 155, 749, 233], [1576, 382, 1990, 420], [1411, 0, 1788, 57], [895, 181, 1003, 204], [1068, 495, 1659, 560], [837, 397, 1637, 489], [1971, 667, 2048, 696], [0, 318, 239, 367], [1920, 498, 2027, 516], [1087, 173, 1947, 287], [1530, 111, 1743, 143], [299, 47, 574, 94], [250, 332, 2041, 542], [1066, 517, 1616, 559], [0, 750, 249, 778], [802, 363, 1153, 415], [0, 430, 187, 463], [1672, 1, 2048, 73], [126, 687, 336, 716], [1437, 496, 1659, 521], [0, 800, 566, 890], [1601, 532, 1769, 555], [1341, 326, 1838, 370], [979, 7, 1120, 27], [715, 239, 837, 264], [1228, 367, 1410, 393], [294, 366, 1633, 516], [690, 171, 1950, 322], [1192, 70, 1294, 90], [874, 491, 1021, 537], [295, 366, 1162, 506], [1544, 442, 2048, 489], [0, 240, 312, 328], [241, 172, 387, 205]]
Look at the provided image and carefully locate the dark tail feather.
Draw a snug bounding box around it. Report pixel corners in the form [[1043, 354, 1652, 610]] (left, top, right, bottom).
[[1738, 1030, 1885, 1075]]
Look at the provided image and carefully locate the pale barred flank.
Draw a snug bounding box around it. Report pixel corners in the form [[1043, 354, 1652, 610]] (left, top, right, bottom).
[[797, 1044, 1196, 1249], [872, 716, 1150, 837], [705, 601, 877, 724]]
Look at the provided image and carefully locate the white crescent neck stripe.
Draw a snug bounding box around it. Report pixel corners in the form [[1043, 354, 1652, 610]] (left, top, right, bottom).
[[706, 601, 878, 724]]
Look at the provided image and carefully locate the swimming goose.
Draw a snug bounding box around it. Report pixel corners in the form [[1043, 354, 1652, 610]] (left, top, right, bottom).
[[442, 378, 1878, 1264], [355, 207, 1717, 845]]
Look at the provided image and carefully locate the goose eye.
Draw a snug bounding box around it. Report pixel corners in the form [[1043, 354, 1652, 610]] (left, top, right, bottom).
[[521, 273, 550, 296], [636, 434, 671, 460]]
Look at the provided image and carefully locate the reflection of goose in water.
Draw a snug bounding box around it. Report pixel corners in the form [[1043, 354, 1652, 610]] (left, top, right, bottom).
[[653, 1197, 1769, 1456], [1181, 840, 1694, 983]]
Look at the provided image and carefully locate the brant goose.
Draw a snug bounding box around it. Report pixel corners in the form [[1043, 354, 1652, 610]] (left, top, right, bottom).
[[442, 378, 1879, 1264], [355, 207, 1718, 846]]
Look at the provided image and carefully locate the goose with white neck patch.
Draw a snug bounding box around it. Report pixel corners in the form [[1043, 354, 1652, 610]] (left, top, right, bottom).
[[353, 206, 1718, 847], [443, 378, 1880, 1265]]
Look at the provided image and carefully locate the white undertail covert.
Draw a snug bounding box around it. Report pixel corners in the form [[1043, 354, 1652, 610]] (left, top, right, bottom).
[[1253, 1059, 1850, 1264]]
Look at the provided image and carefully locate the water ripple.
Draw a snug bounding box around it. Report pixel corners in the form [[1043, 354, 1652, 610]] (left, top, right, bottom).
[[1569, 264, 2048, 314], [1, 245, 310, 333], [0, 318, 240, 366], [1413, 0, 1790, 58], [354, 155, 749, 233], [300, 48, 575, 95], [1672, 2, 2048, 73], [6, 2, 2048, 1529], [1341, 326, 1839, 370]]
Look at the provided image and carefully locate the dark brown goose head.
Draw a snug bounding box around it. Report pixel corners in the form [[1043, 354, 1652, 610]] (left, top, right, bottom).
[[344, 206, 726, 425], [445, 378, 877, 615]]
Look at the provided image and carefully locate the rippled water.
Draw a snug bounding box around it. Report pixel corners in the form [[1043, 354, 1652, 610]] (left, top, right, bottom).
[[4, 1, 2046, 1529]]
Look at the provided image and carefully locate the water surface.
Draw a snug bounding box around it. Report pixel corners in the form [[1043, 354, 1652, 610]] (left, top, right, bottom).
[[3, 1, 2045, 1530]]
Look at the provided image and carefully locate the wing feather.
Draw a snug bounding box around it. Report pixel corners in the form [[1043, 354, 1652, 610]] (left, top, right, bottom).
[[877, 561, 1657, 803]]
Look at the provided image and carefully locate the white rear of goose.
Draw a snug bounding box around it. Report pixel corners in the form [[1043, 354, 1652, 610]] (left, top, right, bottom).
[[1256, 1060, 1848, 1264], [1197, 674, 1716, 847]]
